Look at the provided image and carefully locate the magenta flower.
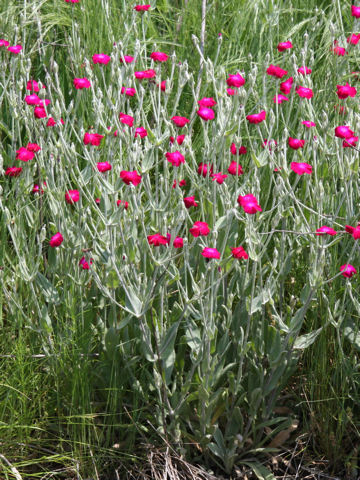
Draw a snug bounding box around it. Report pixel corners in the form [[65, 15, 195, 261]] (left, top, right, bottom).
[[134, 4, 151, 11], [336, 83, 357, 99], [147, 233, 168, 246], [38, 99, 50, 107], [228, 161, 243, 176], [335, 126, 355, 139], [347, 34, 360, 45], [25, 94, 41, 105], [8, 45, 22, 54], [65, 0, 80, 3], [79, 257, 93, 270], [97, 162, 112, 173], [302, 121, 316, 128], [280, 77, 293, 94], [351, 5, 360, 17], [246, 110, 266, 124], [65, 190, 80, 204], [296, 86, 314, 99], [226, 88, 237, 96], [49, 232, 63, 248], [172, 179, 186, 188], [171, 116, 189, 127], [119, 112, 134, 127], [117, 200, 129, 209], [237, 194, 262, 214], [290, 162, 312, 175], [231, 246, 249, 259], [198, 97, 217, 107], [165, 151, 185, 167], [345, 225, 360, 240], [27, 143, 41, 152], [277, 41, 293, 52], [273, 94, 289, 104], [84, 133, 104, 146], [333, 42, 347, 56], [183, 196, 198, 208], [120, 55, 135, 64], [121, 87, 136, 96], [34, 106, 47, 118], [92, 53, 111, 64], [316, 226, 337, 236], [226, 73, 245, 87], [197, 162, 213, 177], [134, 69, 156, 79], [150, 51, 168, 62], [135, 127, 148, 138], [201, 247, 220, 259], [5, 167, 22, 177], [266, 64, 288, 79], [262, 139, 278, 150], [288, 138, 305, 150], [159, 80, 166, 92], [197, 107, 215, 121], [46, 117, 64, 127], [189, 221, 210, 237], [26, 80, 42, 92], [297, 66, 312, 75], [0, 39, 10, 47], [211, 172, 228, 184], [16, 147, 34, 162], [173, 237, 184, 248], [340, 264, 357, 278], [230, 143, 247, 155], [343, 136, 359, 147], [74, 78, 91, 89], [120, 170, 142, 186], [170, 134, 185, 145]]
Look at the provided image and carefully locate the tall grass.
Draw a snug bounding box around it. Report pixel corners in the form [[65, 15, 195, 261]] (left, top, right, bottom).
[[0, 0, 359, 478]]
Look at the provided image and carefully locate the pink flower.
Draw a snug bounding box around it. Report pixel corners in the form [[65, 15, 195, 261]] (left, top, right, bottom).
[[117, 200, 129, 209], [277, 41, 293, 52], [184, 196, 198, 208], [120, 55, 135, 64], [5, 167, 22, 177], [7, 45, 22, 54], [166, 151, 185, 167], [351, 5, 360, 17], [92, 53, 111, 64], [197, 162, 213, 177], [198, 97, 217, 107], [231, 246, 249, 259], [25, 94, 41, 105], [230, 143, 247, 155], [121, 87, 136, 96], [0, 39, 10, 47], [246, 110, 266, 124], [201, 247, 220, 259], [290, 162, 312, 175], [336, 83, 357, 99], [172, 179, 186, 188], [119, 112, 134, 127], [335, 126, 354, 139], [345, 225, 360, 240], [211, 172, 227, 184], [262, 139, 278, 150], [73, 78, 91, 89], [32, 183, 46, 194], [49, 232, 63, 247], [159, 80, 166, 92], [296, 86, 314, 99], [226, 88, 237, 96], [147, 233, 168, 246], [38, 99, 51, 107], [134, 69, 156, 79], [26, 80, 42, 91], [171, 116, 189, 127], [16, 147, 34, 162], [280, 77, 293, 94], [302, 121, 316, 128], [266, 64, 288, 79], [135, 127, 148, 138], [79, 257, 93, 270], [237, 194, 262, 214], [27, 143, 41, 152], [226, 73, 245, 87], [134, 4, 151, 11], [189, 221, 210, 237], [170, 134, 185, 145], [173, 237, 184, 248], [65, 0, 80, 3], [343, 136, 359, 147], [273, 94, 289, 104], [288, 137, 305, 150], [97, 162, 112, 172], [83, 133, 104, 146], [333, 42, 347, 56], [65, 190, 80, 204], [150, 51, 168, 62], [316, 226, 337, 236], [197, 107, 215, 121], [347, 34, 360, 45], [228, 161, 243, 176], [120, 170, 142, 186], [297, 66, 312, 75], [340, 264, 357, 278], [46, 117, 64, 127], [34, 106, 47, 118]]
